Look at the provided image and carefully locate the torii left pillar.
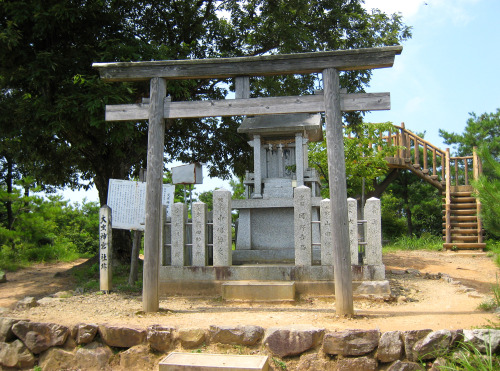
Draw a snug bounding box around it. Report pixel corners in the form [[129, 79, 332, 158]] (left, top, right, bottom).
[[143, 77, 167, 312]]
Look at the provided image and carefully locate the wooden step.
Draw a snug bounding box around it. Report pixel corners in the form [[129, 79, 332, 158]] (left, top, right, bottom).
[[442, 222, 478, 228], [443, 242, 486, 250], [159, 353, 269, 371], [448, 236, 481, 242], [450, 192, 473, 197], [450, 203, 477, 209], [442, 229, 480, 235], [449, 216, 477, 222], [442, 209, 477, 216]]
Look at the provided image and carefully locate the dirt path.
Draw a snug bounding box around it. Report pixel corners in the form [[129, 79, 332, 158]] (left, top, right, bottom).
[[1, 251, 499, 331]]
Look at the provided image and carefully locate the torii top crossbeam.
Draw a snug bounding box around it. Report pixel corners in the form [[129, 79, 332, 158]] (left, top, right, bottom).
[[93, 45, 402, 81], [92, 45, 402, 317]]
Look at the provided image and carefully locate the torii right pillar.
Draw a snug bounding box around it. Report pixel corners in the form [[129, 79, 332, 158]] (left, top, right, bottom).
[[323, 68, 354, 316]]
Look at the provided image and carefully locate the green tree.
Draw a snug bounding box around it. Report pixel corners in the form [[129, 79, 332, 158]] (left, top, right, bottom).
[[309, 122, 400, 198], [439, 109, 500, 160], [473, 147, 500, 238], [0, 0, 411, 261]]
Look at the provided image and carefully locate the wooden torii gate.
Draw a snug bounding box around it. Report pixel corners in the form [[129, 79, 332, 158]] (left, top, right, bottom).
[[93, 46, 402, 316]]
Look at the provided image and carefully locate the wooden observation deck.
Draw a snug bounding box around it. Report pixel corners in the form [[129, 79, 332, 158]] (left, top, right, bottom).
[[377, 123, 485, 250]]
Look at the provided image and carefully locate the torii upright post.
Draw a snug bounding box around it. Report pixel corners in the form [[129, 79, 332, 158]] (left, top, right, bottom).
[[323, 68, 353, 316], [143, 77, 167, 312]]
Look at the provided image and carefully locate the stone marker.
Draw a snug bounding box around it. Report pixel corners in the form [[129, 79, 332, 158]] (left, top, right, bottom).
[[347, 197, 359, 265], [365, 197, 382, 265], [171, 202, 187, 266], [192, 202, 207, 266], [294, 186, 312, 266], [159, 352, 269, 371], [212, 189, 232, 266], [99, 205, 112, 291], [320, 199, 334, 266]]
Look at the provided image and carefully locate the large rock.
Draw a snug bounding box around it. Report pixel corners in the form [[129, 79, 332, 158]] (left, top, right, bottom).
[[264, 326, 324, 358], [463, 329, 500, 353], [387, 360, 423, 371], [413, 330, 453, 360], [98, 324, 146, 348], [39, 347, 76, 371], [336, 356, 377, 371], [147, 325, 175, 352], [177, 328, 206, 349], [12, 321, 69, 354], [296, 353, 334, 371], [75, 341, 113, 370], [210, 325, 264, 346], [76, 323, 98, 345], [120, 344, 158, 370], [0, 339, 36, 369], [377, 331, 403, 363], [403, 329, 432, 361], [15, 296, 38, 310], [0, 318, 23, 342], [323, 330, 380, 356]]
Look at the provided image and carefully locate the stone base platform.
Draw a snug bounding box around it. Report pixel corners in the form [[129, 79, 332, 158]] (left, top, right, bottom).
[[159, 264, 387, 298], [159, 352, 269, 371], [222, 281, 295, 301]]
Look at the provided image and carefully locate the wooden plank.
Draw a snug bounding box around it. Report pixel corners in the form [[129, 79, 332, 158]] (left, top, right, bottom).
[[93, 46, 403, 82], [323, 67, 353, 317], [143, 77, 167, 313], [105, 93, 390, 121], [445, 149, 451, 244]]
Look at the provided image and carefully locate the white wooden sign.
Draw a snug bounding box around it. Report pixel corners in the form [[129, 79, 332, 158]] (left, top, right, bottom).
[[107, 179, 174, 230]]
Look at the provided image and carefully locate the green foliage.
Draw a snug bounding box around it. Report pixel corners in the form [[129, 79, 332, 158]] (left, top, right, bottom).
[[383, 234, 442, 252], [440, 109, 500, 161], [473, 147, 500, 239], [0, 188, 98, 270], [381, 171, 442, 239], [0, 0, 412, 208], [272, 357, 287, 370], [438, 341, 500, 371], [309, 122, 400, 198]]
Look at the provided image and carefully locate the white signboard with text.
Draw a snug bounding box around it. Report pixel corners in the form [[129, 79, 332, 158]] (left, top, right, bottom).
[[107, 179, 174, 231]]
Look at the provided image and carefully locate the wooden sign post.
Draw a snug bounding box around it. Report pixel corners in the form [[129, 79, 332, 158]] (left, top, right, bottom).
[[93, 46, 402, 315]]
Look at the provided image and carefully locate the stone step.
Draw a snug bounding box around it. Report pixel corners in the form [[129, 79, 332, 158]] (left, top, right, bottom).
[[159, 352, 269, 371], [222, 281, 295, 301]]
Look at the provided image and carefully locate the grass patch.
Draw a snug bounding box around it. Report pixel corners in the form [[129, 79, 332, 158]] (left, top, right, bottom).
[[70, 256, 143, 294], [383, 234, 442, 253], [438, 341, 500, 370], [485, 240, 500, 268]]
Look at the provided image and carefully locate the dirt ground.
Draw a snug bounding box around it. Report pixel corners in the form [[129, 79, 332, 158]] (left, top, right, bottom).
[[1, 250, 499, 332]]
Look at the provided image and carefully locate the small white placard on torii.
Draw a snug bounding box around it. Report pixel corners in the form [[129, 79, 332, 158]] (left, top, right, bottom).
[[107, 179, 175, 231]]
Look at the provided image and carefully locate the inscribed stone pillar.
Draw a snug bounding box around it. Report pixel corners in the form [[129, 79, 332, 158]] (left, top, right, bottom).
[[251, 135, 262, 198], [295, 133, 304, 187], [192, 202, 207, 266], [320, 199, 334, 266], [212, 189, 232, 266], [294, 186, 312, 266], [171, 203, 187, 266], [347, 198, 359, 265], [364, 197, 382, 265], [99, 205, 112, 292]]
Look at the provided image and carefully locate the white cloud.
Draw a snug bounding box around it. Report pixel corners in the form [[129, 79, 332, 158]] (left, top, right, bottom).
[[363, 0, 481, 25], [362, 0, 424, 18]]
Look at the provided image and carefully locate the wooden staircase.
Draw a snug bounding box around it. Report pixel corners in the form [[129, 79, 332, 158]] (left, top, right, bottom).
[[442, 186, 484, 249], [374, 123, 485, 250]]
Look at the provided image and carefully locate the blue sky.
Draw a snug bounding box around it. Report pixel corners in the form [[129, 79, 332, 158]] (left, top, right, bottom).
[[363, 0, 500, 151], [62, 0, 500, 203]]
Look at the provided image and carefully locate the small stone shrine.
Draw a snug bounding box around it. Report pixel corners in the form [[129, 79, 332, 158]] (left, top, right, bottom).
[[233, 113, 323, 264]]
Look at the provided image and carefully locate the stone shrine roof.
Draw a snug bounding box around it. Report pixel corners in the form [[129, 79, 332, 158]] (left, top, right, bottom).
[[238, 113, 322, 142]]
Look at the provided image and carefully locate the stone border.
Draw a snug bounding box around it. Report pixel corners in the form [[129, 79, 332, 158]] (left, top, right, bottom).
[[1, 318, 499, 370]]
